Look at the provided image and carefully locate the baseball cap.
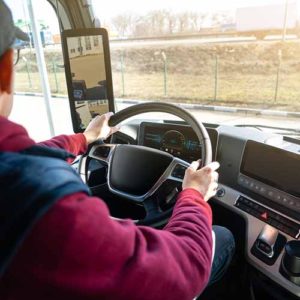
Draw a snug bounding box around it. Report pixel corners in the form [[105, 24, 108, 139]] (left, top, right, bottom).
[[0, 0, 29, 58]]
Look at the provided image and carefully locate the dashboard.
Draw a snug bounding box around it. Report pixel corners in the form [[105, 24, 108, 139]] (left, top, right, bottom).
[[111, 119, 300, 298]]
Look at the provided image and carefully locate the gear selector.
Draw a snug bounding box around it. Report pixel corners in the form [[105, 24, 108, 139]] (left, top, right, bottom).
[[256, 224, 279, 258]]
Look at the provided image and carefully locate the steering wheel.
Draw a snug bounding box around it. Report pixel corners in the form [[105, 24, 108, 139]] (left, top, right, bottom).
[[79, 102, 212, 227]]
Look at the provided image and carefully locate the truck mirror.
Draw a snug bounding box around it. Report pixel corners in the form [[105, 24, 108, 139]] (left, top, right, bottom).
[[61, 28, 115, 133]]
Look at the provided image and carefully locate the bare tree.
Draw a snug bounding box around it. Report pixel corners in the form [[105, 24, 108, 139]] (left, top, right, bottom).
[[211, 12, 233, 28], [190, 12, 207, 31], [177, 12, 190, 33], [165, 11, 177, 34], [112, 13, 136, 37], [147, 10, 166, 35]]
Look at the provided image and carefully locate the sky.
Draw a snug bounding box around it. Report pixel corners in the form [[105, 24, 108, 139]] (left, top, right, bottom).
[[5, 0, 300, 34], [92, 0, 299, 17]]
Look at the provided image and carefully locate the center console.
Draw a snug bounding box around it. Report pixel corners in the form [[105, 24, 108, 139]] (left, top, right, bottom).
[[238, 140, 300, 221], [219, 139, 300, 296]]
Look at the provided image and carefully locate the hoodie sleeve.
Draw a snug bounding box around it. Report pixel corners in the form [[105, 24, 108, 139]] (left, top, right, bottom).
[[38, 133, 88, 157], [3, 188, 213, 300]]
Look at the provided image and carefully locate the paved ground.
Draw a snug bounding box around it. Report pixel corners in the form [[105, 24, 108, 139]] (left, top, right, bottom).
[[70, 54, 106, 88], [10, 95, 300, 142]]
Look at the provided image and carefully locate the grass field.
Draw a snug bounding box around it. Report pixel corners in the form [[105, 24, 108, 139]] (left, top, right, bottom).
[[14, 40, 300, 112]]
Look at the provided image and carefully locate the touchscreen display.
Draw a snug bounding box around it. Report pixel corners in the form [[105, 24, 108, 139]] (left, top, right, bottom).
[[241, 140, 300, 198]]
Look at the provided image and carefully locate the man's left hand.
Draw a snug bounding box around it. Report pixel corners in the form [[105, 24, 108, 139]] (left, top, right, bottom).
[[83, 112, 120, 145]]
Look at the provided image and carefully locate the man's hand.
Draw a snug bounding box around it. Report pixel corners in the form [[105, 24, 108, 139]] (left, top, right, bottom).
[[83, 112, 120, 145], [182, 160, 220, 201]]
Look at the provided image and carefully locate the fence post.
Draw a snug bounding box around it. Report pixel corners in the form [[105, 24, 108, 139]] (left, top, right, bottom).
[[274, 49, 282, 103], [22, 56, 32, 89], [214, 55, 218, 101], [52, 58, 59, 93], [120, 52, 125, 97], [162, 51, 168, 96]]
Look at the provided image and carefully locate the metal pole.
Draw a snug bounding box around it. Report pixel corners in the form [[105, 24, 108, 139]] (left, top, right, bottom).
[[120, 52, 125, 96], [162, 51, 167, 96], [274, 50, 282, 103], [282, 0, 289, 41], [164, 58, 168, 96], [27, 0, 55, 137], [22, 56, 32, 89], [52, 58, 59, 93], [214, 55, 218, 101]]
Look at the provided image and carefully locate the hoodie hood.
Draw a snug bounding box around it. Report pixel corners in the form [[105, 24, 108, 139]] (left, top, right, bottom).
[[0, 116, 35, 152]]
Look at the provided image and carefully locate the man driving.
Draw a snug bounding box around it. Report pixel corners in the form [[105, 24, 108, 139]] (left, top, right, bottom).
[[0, 1, 235, 299]]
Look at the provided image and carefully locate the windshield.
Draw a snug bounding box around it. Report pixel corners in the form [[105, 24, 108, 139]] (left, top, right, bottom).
[[91, 0, 300, 138]]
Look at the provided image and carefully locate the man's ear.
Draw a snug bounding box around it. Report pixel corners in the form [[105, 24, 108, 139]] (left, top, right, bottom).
[[0, 49, 14, 94]]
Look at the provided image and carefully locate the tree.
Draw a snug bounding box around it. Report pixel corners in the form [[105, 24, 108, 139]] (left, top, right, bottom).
[[177, 12, 190, 33], [112, 13, 136, 37], [147, 10, 166, 35], [190, 12, 207, 32], [165, 11, 177, 34]]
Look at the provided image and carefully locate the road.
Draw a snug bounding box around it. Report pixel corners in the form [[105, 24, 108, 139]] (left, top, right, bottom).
[[11, 95, 300, 142], [43, 35, 299, 52], [70, 54, 106, 88], [109, 35, 298, 48]]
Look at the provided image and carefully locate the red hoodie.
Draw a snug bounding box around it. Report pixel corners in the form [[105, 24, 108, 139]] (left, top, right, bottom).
[[0, 116, 213, 300]]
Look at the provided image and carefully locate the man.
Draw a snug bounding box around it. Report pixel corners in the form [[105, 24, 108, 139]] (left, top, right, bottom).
[[0, 1, 235, 299]]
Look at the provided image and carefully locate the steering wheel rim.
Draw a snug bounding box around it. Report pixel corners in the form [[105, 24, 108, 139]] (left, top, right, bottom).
[[81, 102, 212, 227], [109, 102, 212, 166]]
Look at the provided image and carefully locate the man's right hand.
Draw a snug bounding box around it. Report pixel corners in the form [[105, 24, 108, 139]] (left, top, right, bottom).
[[182, 160, 220, 201]]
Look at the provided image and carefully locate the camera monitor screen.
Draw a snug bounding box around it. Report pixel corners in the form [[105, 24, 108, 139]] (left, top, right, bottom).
[[62, 28, 115, 132]]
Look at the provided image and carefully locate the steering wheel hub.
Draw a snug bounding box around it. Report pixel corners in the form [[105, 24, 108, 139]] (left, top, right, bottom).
[[109, 145, 173, 196]]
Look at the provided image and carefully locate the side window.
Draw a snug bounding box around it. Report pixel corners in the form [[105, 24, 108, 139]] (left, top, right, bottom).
[[5, 0, 70, 140], [91, 0, 300, 116]]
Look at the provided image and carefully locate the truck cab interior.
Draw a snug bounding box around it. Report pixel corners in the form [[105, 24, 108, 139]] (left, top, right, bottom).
[[6, 0, 300, 299]]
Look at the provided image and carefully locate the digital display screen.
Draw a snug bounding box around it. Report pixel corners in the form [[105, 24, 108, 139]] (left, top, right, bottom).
[[66, 35, 109, 129], [62, 28, 115, 133], [139, 122, 218, 162], [241, 140, 300, 198]]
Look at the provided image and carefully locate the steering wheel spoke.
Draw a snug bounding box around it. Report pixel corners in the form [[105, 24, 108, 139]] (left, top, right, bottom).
[[89, 144, 116, 164], [166, 159, 189, 183]]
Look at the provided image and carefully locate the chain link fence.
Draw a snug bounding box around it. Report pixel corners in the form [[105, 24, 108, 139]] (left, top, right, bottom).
[[14, 40, 300, 112]]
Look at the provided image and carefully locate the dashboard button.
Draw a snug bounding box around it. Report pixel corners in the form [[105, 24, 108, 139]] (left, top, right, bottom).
[[260, 212, 268, 220], [260, 187, 266, 194], [253, 204, 259, 210], [216, 188, 225, 198], [235, 196, 300, 239], [171, 165, 186, 179]]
